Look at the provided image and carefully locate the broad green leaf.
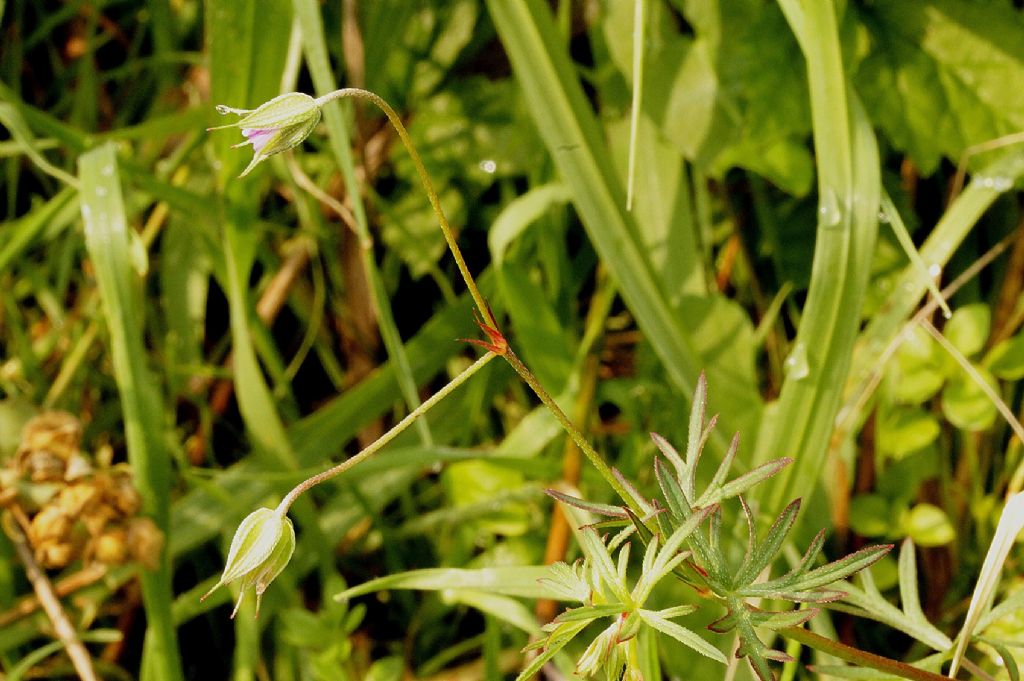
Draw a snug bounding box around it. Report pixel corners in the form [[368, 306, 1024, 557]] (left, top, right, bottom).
[[378, 184, 461, 279], [445, 590, 544, 637], [941, 367, 999, 431], [855, 0, 1024, 174], [849, 495, 893, 538], [488, 182, 572, 265], [366, 657, 403, 681], [985, 333, 1024, 380], [626, 0, 812, 194], [876, 406, 940, 460], [890, 325, 945, 404], [944, 304, 990, 358], [900, 504, 955, 547]]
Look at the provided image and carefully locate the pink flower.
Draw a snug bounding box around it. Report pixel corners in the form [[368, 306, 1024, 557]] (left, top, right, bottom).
[[240, 128, 275, 154], [209, 92, 322, 177]]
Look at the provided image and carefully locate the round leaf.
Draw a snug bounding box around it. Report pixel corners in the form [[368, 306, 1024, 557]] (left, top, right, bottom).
[[941, 368, 998, 431], [985, 333, 1024, 380], [901, 503, 955, 547], [890, 325, 945, 404], [849, 494, 892, 537], [944, 304, 990, 358]]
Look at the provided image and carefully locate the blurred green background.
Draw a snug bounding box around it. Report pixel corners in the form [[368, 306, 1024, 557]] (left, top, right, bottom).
[[2, 0, 1024, 679]]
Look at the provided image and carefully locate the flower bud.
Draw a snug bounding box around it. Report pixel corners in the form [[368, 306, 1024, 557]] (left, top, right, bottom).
[[201, 507, 295, 618], [209, 92, 322, 177]]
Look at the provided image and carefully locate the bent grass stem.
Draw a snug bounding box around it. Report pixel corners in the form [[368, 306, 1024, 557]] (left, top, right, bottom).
[[313, 88, 634, 514], [275, 351, 497, 517], [314, 88, 496, 331]]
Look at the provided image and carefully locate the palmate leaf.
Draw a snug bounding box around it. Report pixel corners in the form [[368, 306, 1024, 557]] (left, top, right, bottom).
[[516, 619, 590, 681], [829, 540, 951, 652], [703, 497, 890, 681]]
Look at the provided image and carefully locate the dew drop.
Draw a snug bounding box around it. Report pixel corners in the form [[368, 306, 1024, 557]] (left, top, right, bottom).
[[95, 186, 107, 197], [877, 209, 891, 224], [784, 342, 810, 380], [971, 175, 1014, 192], [101, 164, 114, 177], [479, 159, 497, 174], [927, 263, 942, 278], [818, 188, 842, 227]]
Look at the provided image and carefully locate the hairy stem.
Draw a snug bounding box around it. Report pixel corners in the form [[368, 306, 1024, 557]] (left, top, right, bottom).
[[502, 348, 644, 518], [315, 88, 495, 330], [779, 627, 949, 681], [276, 351, 497, 516], [314, 88, 638, 513]]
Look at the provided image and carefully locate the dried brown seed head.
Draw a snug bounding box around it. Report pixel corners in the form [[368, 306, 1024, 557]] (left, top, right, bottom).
[[92, 527, 128, 564], [127, 517, 163, 571]]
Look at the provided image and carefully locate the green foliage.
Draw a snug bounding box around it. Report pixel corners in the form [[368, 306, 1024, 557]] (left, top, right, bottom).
[[4, 0, 1024, 679]]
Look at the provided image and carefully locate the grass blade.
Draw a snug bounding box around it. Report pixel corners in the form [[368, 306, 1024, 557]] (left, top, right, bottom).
[[486, 0, 761, 452], [757, 0, 881, 520], [79, 143, 183, 681]]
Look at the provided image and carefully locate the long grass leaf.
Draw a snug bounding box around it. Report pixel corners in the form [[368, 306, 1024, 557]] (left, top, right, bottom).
[[336, 566, 564, 601], [486, 0, 761, 454], [79, 143, 183, 681], [757, 0, 880, 520], [292, 0, 432, 445]]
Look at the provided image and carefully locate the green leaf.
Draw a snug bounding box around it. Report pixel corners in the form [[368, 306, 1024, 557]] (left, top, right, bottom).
[[989, 642, 1020, 681], [515, 619, 590, 681], [890, 325, 945, 404], [366, 656, 404, 681], [944, 303, 990, 357], [901, 504, 955, 547], [754, 0, 882, 526], [941, 367, 999, 431], [444, 461, 531, 536], [545, 489, 628, 519], [849, 495, 893, 538], [486, 0, 762, 459], [638, 608, 727, 664], [336, 566, 564, 601], [552, 604, 624, 623], [985, 333, 1024, 380], [877, 406, 940, 460], [838, 554, 952, 651], [79, 144, 182, 681], [701, 456, 793, 507], [631, 0, 812, 193], [783, 544, 892, 593], [855, 0, 1024, 174], [735, 499, 801, 588]]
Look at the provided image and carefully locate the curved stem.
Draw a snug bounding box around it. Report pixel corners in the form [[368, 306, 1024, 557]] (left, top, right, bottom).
[[779, 627, 949, 681], [315, 88, 496, 330], [502, 348, 643, 518], [275, 351, 497, 516], [313, 89, 631, 513]]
